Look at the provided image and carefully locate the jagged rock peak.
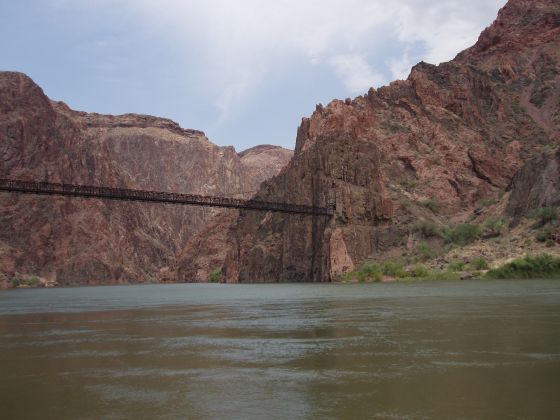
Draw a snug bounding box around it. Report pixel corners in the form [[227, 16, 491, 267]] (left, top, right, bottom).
[[457, 0, 560, 61]]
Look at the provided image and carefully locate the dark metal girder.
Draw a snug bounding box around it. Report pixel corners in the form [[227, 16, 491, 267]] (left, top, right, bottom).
[[0, 179, 334, 217]]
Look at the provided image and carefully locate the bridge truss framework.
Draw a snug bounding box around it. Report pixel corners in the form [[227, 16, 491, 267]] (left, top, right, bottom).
[[0, 179, 334, 217]]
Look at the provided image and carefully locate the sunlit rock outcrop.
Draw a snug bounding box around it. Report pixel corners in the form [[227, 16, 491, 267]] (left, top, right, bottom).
[[223, 0, 560, 282]]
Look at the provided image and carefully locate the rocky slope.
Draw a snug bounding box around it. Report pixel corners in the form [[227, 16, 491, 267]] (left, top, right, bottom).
[[220, 0, 560, 282], [0, 72, 292, 287]]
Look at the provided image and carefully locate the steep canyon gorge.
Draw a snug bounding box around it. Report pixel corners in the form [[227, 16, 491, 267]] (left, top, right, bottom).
[[1, 0, 560, 286], [0, 72, 292, 287]]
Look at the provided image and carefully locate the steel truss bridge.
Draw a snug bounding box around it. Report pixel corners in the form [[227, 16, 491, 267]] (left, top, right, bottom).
[[0, 179, 334, 217]]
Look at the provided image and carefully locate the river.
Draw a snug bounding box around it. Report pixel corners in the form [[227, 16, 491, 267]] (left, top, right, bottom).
[[1, 280, 559, 419]]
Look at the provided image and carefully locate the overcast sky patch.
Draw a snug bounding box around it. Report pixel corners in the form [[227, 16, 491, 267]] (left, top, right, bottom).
[[2, 0, 506, 150]]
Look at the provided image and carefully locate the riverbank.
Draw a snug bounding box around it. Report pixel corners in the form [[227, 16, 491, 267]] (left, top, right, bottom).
[[4, 254, 560, 289], [342, 254, 560, 284], [3, 211, 559, 289]]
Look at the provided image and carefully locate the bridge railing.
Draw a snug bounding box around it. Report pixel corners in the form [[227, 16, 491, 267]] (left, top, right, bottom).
[[0, 178, 334, 216]]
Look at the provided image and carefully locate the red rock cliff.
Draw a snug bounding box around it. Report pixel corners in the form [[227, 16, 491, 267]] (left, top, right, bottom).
[[0, 72, 292, 287], [223, 0, 560, 282]]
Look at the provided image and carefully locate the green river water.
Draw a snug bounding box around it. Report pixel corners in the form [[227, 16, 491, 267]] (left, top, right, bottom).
[[1, 280, 559, 419]]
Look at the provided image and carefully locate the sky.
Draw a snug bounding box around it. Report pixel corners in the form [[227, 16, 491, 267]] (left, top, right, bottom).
[[1, 0, 506, 151]]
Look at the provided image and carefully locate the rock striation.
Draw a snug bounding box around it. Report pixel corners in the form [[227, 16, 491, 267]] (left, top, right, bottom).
[[507, 148, 560, 220], [222, 0, 560, 282], [0, 72, 292, 287], [2, 0, 559, 286], [170, 145, 293, 283]]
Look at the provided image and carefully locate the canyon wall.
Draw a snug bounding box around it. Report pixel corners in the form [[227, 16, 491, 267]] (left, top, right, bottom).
[[222, 0, 560, 282], [2, 0, 559, 286], [0, 72, 292, 287], [507, 148, 560, 219]]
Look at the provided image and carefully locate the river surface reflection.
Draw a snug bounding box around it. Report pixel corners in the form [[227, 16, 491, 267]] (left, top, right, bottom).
[[1, 281, 560, 419]]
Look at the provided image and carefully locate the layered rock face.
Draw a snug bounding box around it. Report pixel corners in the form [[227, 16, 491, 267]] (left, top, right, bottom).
[[171, 146, 292, 282], [223, 0, 560, 282], [507, 148, 560, 220], [0, 72, 292, 286]]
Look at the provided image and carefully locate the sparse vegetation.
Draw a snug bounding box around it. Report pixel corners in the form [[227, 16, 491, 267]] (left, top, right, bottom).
[[380, 120, 411, 134], [12, 275, 41, 288], [544, 143, 558, 152], [443, 224, 481, 246], [341, 206, 560, 284], [381, 261, 407, 278], [421, 199, 440, 214], [408, 271, 461, 282], [413, 219, 442, 238], [344, 260, 408, 283], [343, 263, 382, 283], [414, 265, 430, 278], [401, 266, 461, 282], [486, 254, 560, 279], [342, 260, 461, 283], [491, 236, 504, 245], [536, 225, 555, 243], [478, 198, 497, 208], [398, 198, 413, 211], [415, 241, 437, 261], [471, 257, 489, 270], [533, 206, 558, 227], [449, 259, 466, 272], [531, 207, 558, 244], [400, 179, 418, 190], [483, 217, 507, 238], [209, 268, 222, 283], [360, 263, 383, 282]]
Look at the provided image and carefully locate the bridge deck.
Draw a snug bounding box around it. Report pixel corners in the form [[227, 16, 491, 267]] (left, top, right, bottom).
[[0, 179, 333, 216]]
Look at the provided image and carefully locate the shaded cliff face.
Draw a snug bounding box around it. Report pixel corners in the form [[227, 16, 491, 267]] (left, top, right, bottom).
[[224, 0, 560, 282], [507, 149, 560, 220], [171, 146, 293, 283], [0, 72, 291, 287]]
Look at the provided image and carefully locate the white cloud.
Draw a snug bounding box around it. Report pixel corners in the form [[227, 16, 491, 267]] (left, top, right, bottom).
[[388, 48, 415, 81], [393, 0, 505, 64], [55, 0, 506, 120], [125, 0, 394, 118], [329, 54, 385, 93]]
